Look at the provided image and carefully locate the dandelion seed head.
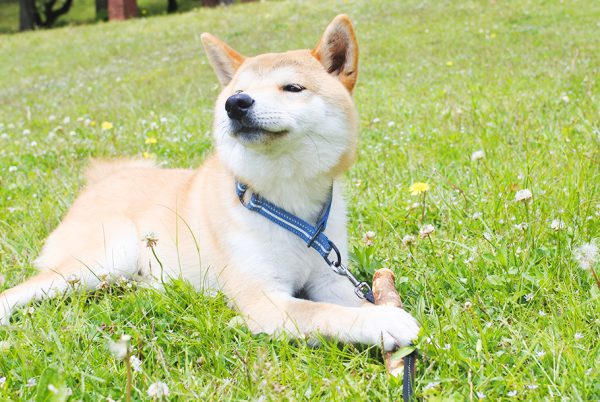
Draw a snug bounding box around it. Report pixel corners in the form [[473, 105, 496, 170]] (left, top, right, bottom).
[[515, 189, 532, 202], [402, 234, 416, 246], [573, 241, 598, 271], [471, 150, 485, 161], [419, 224, 435, 238], [130, 355, 143, 372], [550, 219, 565, 231], [147, 381, 170, 398], [109, 335, 131, 361]]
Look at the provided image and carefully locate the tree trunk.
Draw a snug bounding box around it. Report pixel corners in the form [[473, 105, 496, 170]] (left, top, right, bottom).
[[19, 0, 40, 31], [40, 0, 73, 27], [96, 0, 108, 20], [167, 0, 177, 13], [202, 0, 219, 6]]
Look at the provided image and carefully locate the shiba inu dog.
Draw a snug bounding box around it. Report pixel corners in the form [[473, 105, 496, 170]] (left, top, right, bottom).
[[0, 15, 419, 351]]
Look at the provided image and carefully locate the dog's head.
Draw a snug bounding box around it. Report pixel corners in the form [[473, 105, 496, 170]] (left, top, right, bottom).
[[201, 15, 359, 184]]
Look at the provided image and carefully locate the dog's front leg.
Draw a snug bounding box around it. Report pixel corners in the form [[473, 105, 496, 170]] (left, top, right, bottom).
[[232, 289, 419, 351]]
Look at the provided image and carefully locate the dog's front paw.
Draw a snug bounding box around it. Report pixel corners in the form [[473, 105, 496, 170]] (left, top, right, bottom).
[[361, 306, 420, 351]]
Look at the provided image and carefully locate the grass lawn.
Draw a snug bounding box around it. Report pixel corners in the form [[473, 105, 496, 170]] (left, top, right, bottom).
[[1, 0, 599, 399]]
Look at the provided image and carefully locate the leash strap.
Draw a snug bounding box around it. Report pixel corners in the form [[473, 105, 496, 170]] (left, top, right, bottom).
[[235, 180, 374, 302], [403, 350, 417, 401]]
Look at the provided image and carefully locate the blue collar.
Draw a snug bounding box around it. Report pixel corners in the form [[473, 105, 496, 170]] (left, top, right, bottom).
[[235, 179, 374, 303]]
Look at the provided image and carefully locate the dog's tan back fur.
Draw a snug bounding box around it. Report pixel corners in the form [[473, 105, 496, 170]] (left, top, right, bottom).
[[0, 15, 419, 351]]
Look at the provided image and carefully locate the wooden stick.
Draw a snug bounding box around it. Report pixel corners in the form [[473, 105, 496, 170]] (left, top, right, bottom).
[[373, 268, 405, 377]]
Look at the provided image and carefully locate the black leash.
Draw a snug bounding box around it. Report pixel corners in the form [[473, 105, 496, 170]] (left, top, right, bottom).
[[403, 350, 418, 401]]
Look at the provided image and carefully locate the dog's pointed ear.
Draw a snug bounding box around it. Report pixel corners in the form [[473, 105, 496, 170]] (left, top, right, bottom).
[[201, 33, 245, 86], [311, 15, 359, 93]]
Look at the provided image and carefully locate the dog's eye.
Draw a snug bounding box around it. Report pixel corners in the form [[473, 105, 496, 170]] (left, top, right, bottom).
[[282, 84, 305, 93]]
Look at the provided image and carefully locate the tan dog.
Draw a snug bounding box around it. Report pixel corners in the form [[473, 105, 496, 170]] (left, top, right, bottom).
[[0, 15, 419, 350]]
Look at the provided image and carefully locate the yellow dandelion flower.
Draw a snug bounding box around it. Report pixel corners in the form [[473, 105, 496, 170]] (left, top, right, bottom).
[[90, 120, 97, 127], [409, 182, 430, 196], [142, 152, 154, 159], [101, 121, 113, 130], [446, 61, 453, 66], [145, 137, 157, 145]]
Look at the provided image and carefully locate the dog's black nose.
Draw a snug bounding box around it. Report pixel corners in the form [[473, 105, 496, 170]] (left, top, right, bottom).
[[225, 93, 255, 121]]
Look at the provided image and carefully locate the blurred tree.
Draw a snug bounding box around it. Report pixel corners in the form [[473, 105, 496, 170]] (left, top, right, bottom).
[[19, 0, 73, 31], [167, 0, 177, 13], [96, 0, 108, 20]]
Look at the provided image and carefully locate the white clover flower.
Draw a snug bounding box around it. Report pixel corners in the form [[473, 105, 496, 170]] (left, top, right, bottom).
[[26, 378, 37, 387], [464, 301, 472, 309], [63, 116, 71, 124], [96, 270, 110, 281], [538, 310, 546, 316], [48, 115, 56, 122], [48, 384, 58, 394], [22, 129, 31, 136], [130, 355, 143, 372], [109, 335, 131, 361], [515, 222, 528, 231], [147, 381, 170, 398], [471, 150, 485, 161], [574, 332, 584, 340], [159, 117, 168, 124], [387, 121, 395, 127], [472, 212, 483, 219], [526, 384, 538, 390], [476, 391, 486, 399], [573, 241, 598, 271], [419, 224, 435, 239], [361, 231, 376, 246], [372, 117, 380, 123], [524, 293, 533, 301], [8, 166, 17, 173], [402, 234, 416, 246], [515, 189, 532, 202], [550, 219, 565, 231], [507, 390, 517, 397], [66, 274, 80, 286], [536, 350, 546, 358], [423, 381, 440, 390], [0, 377, 6, 386]]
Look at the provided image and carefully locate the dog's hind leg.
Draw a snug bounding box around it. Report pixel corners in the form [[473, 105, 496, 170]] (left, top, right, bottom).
[[0, 219, 141, 325]]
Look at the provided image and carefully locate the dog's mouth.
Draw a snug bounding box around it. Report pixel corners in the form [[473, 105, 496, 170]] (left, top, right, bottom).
[[232, 126, 289, 144]]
